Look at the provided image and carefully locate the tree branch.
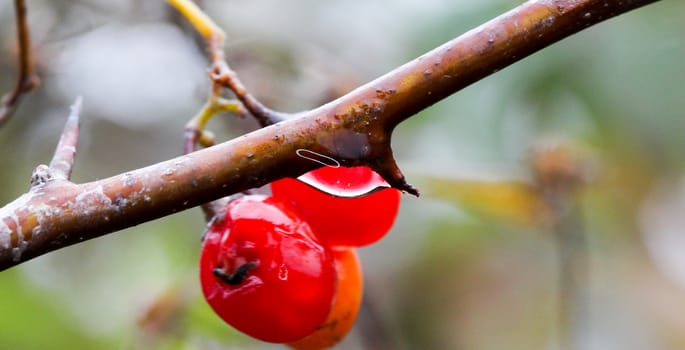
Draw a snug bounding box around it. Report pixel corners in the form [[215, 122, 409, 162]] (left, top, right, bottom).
[[0, 0, 661, 270], [0, 0, 40, 127]]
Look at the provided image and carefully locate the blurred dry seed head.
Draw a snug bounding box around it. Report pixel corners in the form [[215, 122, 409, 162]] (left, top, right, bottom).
[[530, 141, 593, 192]]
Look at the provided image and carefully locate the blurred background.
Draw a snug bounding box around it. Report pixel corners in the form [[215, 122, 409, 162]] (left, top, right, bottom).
[[1, 0, 684, 349]]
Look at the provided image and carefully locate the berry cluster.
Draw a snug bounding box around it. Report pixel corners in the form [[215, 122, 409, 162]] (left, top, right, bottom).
[[199, 166, 400, 348]]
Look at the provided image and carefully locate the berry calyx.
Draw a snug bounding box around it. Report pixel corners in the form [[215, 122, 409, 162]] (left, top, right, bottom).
[[271, 166, 401, 247], [288, 247, 363, 350], [199, 195, 336, 343]]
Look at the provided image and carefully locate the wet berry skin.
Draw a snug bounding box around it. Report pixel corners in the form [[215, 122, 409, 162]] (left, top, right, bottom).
[[289, 247, 363, 350], [271, 166, 401, 247], [199, 195, 336, 343]]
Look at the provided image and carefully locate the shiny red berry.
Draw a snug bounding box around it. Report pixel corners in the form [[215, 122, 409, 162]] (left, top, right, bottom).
[[271, 166, 401, 247], [199, 195, 336, 343]]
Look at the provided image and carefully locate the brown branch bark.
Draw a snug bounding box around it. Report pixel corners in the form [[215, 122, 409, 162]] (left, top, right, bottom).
[[0, 0, 660, 270], [0, 0, 40, 126]]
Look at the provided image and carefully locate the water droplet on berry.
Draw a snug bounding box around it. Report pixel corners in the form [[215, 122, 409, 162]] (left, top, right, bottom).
[[278, 264, 289, 281]]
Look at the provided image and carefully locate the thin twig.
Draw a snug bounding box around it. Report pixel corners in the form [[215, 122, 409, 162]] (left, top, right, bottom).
[[0, 0, 40, 127], [166, 0, 288, 127], [209, 59, 288, 127], [183, 95, 245, 154], [182, 94, 243, 220]]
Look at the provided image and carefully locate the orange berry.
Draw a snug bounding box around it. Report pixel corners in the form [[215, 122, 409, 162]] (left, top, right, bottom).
[[288, 247, 363, 350]]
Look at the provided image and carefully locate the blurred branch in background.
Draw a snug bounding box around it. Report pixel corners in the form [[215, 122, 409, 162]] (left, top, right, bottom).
[[532, 144, 590, 350], [357, 290, 402, 350], [0, 0, 39, 127], [412, 142, 592, 349]]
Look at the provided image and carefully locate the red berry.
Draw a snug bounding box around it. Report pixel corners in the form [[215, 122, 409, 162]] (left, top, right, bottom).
[[271, 166, 400, 247], [199, 195, 336, 343]]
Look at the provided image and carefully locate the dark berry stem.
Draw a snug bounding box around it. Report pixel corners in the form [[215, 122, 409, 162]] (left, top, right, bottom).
[[214, 262, 257, 285]]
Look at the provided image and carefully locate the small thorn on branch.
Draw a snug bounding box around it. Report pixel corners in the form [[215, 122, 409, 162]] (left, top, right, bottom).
[[48, 96, 82, 181], [373, 152, 420, 197], [30, 97, 82, 188]]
